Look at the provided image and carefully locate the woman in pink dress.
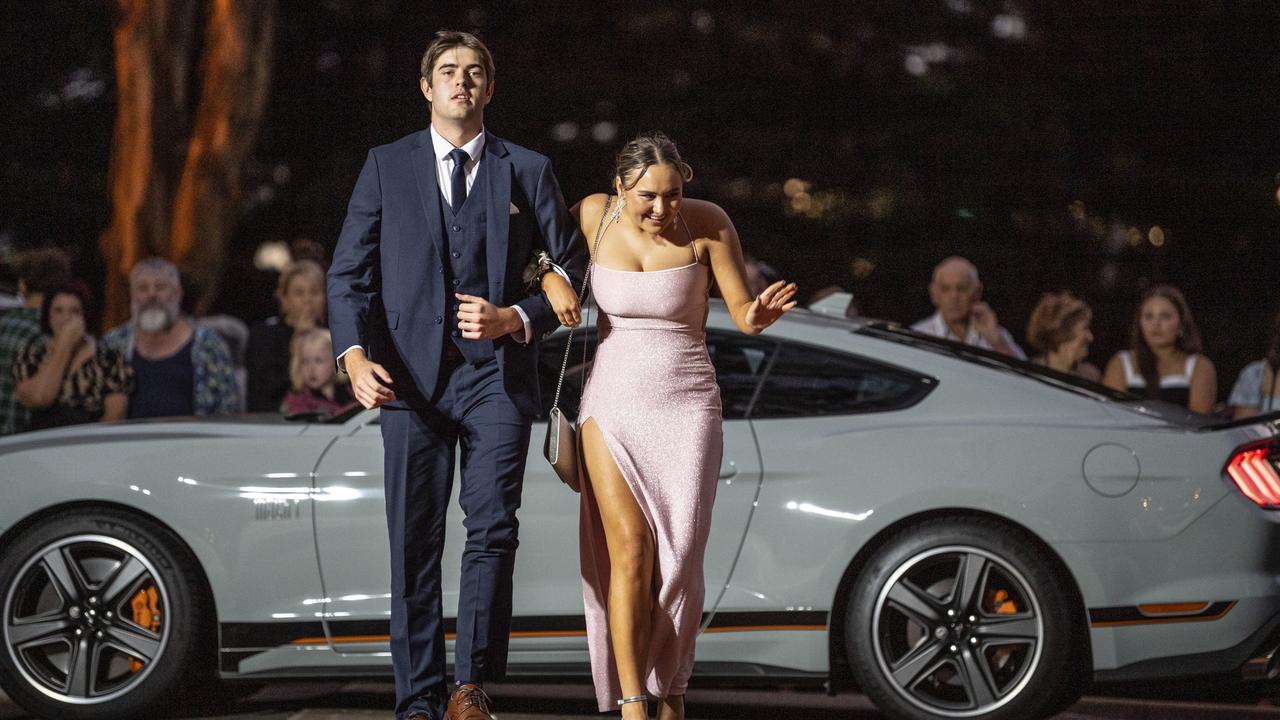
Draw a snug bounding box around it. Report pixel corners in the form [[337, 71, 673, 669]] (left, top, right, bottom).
[[543, 133, 796, 719]]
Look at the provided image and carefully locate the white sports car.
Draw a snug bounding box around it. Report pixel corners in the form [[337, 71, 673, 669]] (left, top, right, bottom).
[[3, 302, 1280, 720]]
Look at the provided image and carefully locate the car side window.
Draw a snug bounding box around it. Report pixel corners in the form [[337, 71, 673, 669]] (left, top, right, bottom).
[[752, 341, 934, 418], [706, 330, 775, 420], [537, 329, 772, 421], [537, 330, 598, 420]]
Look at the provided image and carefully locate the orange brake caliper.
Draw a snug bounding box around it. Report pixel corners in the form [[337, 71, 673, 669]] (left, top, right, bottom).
[[988, 588, 1018, 615], [127, 586, 161, 672]]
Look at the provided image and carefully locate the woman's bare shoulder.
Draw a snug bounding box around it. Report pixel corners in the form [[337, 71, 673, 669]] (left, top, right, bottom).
[[679, 198, 733, 238], [1193, 354, 1217, 375], [573, 192, 612, 227], [578, 192, 612, 215]]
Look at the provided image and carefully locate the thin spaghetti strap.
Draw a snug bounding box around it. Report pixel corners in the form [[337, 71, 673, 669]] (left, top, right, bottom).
[[677, 212, 699, 263]]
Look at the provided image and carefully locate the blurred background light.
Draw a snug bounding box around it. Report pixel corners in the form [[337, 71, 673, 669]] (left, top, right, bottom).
[[253, 241, 291, 271], [691, 8, 715, 34], [591, 121, 618, 144], [992, 13, 1028, 41], [904, 53, 928, 77], [1149, 226, 1166, 247], [551, 121, 579, 143]]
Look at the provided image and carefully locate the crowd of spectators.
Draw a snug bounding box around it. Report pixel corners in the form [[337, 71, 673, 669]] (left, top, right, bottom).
[[0, 246, 1277, 435], [891, 255, 1230, 417], [0, 248, 350, 434]]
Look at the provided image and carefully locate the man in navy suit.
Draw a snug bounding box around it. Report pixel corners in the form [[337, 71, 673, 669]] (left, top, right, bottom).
[[327, 30, 585, 720]]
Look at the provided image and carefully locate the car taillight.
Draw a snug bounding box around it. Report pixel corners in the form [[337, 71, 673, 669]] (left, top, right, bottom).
[[1226, 442, 1280, 508]]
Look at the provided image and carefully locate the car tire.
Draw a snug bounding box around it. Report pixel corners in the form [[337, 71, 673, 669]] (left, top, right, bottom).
[[0, 508, 212, 720], [846, 516, 1086, 720]]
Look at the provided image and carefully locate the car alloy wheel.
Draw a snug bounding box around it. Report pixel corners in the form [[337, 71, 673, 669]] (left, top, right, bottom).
[[3, 534, 171, 704], [0, 509, 211, 720], [847, 517, 1084, 720], [871, 545, 1043, 717]]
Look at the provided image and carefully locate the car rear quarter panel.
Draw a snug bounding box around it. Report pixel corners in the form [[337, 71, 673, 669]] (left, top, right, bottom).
[[720, 320, 1280, 674]]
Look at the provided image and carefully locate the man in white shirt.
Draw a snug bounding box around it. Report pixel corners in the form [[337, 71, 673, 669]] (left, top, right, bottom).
[[327, 31, 585, 720], [910, 256, 1026, 359]]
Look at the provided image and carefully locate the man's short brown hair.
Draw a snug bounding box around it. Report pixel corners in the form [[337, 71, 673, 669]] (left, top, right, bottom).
[[13, 248, 71, 297], [420, 30, 495, 83]]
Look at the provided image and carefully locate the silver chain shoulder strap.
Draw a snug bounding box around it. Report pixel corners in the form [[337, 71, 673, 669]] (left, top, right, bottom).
[[550, 196, 613, 411]]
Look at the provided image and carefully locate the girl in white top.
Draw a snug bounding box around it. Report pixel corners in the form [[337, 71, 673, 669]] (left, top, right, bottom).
[[1103, 284, 1216, 414]]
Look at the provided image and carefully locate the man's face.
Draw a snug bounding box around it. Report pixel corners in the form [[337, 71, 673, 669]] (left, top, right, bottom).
[[420, 47, 492, 125], [129, 269, 181, 332], [929, 266, 980, 324]]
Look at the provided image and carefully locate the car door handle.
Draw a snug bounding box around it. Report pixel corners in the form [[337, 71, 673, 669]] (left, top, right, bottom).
[[719, 460, 738, 480]]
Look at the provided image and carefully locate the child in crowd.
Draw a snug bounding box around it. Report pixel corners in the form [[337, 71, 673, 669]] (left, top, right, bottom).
[[247, 259, 328, 412], [281, 328, 353, 416]]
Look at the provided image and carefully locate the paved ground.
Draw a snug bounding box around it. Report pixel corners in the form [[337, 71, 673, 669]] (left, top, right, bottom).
[[6, 681, 1280, 719]]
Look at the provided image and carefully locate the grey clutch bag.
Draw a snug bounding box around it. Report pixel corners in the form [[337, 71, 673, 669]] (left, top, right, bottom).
[[544, 406, 579, 491]]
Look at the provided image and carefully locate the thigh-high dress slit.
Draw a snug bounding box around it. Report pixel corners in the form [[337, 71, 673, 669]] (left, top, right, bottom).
[[577, 260, 722, 711]]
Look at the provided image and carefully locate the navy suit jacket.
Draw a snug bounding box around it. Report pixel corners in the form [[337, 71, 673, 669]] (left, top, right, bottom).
[[328, 129, 586, 416]]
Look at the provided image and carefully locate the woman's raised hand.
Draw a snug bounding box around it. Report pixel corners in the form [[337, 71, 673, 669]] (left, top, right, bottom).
[[542, 271, 582, 328], [744, 280, 798, 331]]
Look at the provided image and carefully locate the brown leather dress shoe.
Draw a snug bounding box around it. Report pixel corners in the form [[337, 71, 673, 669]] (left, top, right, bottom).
[[446, 683, 494, 720]]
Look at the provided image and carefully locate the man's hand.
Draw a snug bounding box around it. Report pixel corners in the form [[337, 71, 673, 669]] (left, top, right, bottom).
[[456, 293, 521, 339], [343, 349, 396, 409], [970, 302, 1001, 344], [971, 301, 1016, 355]]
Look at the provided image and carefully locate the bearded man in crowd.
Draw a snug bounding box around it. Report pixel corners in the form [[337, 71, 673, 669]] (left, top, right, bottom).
[[103, 257, 241, 417]]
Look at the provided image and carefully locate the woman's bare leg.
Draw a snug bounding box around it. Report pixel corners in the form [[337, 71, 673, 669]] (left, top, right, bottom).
[[656, 694, 684, 720], [582, 419, 654, 719]]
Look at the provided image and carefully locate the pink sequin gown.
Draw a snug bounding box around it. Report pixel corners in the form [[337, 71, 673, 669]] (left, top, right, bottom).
[[577, 255, 723, 711]]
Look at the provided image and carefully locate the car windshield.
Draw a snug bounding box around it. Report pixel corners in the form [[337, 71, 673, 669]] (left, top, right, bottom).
[[855, 321, 1138, 402]]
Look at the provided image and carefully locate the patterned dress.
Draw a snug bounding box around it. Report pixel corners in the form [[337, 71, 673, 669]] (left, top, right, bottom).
[[13, 336, 133, 429]]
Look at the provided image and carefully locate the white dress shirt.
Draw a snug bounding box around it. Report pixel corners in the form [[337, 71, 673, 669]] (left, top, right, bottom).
[[430, 124, 485, 209], [910, 311, 1027, 360]]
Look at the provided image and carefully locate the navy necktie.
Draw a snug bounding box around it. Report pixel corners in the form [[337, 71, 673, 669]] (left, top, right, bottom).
[[448, 148, 470, 215]]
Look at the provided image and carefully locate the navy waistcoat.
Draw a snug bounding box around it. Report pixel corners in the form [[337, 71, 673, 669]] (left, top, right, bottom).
[[439, 166, 495, 364]]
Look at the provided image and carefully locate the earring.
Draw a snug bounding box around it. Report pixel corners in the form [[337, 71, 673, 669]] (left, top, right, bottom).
[[610, 197, 624, 223]]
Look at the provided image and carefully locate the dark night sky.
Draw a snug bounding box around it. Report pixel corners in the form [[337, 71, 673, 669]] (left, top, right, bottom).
[[3, 1, 1280, 397]]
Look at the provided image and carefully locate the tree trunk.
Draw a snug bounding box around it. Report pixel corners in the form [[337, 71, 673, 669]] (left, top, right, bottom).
[[99, 0, 274, 327], [170, 0, 276, 315]]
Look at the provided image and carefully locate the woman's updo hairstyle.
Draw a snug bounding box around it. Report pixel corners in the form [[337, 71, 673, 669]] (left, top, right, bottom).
[[1025, 291, 1092, 355], [614, 132, 694, 191]]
